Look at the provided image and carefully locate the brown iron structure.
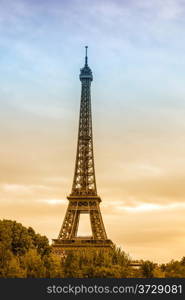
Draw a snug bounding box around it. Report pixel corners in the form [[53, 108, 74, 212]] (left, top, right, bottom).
[[52, 47, 113, 253]]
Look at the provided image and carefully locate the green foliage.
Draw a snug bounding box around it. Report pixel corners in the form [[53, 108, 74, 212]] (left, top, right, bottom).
[[0, 220, 52, 278], [0, 220, 32, 255], [0, 219, 184, 278], [141, 261, 156, 278], [61, 247, 131, 278], [43, 254, 64, 278], [6, 256, 26, 278], [22, 249, 46, 277], [180, 257, 185, 266], [162, 260, 185, 278], [28, 227, 51, 257]]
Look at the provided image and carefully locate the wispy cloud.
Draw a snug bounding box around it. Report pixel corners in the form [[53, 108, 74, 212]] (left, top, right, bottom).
[[117, 202, 185, 213], [1, 183, 51, 193], [38, 199, 66, 205]]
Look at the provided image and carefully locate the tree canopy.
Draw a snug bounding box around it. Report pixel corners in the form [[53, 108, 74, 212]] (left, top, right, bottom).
[[0, 219, 184, 278]]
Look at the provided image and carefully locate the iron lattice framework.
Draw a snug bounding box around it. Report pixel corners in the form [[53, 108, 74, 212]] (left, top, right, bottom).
[[52, 47, 113, 253]]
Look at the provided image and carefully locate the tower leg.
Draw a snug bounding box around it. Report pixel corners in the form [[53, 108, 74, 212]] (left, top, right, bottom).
[[90, 206, 107, 240]]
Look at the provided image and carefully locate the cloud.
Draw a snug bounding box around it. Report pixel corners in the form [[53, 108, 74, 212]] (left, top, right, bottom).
[[134, 0, 185, 20], [38, 199, 66, 205], [1, 183, 50, 193], [117, 202, 185, 213]]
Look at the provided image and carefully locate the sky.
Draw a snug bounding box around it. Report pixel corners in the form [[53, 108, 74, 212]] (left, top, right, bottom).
[[0, 0, 185, 263]]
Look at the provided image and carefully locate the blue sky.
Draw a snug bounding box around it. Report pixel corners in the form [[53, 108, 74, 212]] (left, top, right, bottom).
[[1, 0, 185, 262]]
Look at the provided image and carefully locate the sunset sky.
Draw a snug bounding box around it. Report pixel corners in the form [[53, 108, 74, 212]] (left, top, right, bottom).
[[1, 0, 185, 263]]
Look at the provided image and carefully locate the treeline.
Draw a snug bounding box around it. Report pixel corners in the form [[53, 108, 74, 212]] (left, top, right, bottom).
[[0, 219, 185, 278]]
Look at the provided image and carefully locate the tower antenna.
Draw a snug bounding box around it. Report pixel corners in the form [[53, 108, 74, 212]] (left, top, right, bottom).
[[85, 45, 88, 66]]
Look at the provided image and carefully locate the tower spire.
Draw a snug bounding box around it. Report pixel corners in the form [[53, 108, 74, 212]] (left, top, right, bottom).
[[85, 45, 88, 66]]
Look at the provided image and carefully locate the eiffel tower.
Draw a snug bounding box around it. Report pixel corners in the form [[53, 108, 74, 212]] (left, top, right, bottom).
[[52, 47, 113, 253]]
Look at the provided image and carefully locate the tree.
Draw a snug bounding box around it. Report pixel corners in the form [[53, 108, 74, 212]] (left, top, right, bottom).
[[163, 260, 185, 278], [0, 243, 13, 277], [141, 261, 156, 278], [22, 249, 46, 278], [6, 256, 25, 278], [1, 219, 184, 278], [0, 220, 51, 278], [0, 220, 32, 255], [43, 254, 64, 278], [180, 257, 185, 266]]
